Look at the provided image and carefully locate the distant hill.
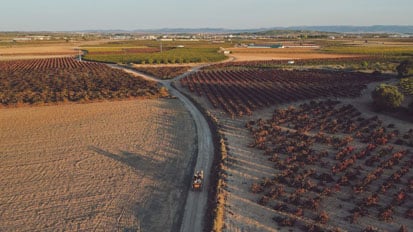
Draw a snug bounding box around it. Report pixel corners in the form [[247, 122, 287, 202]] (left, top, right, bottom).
[[74, 25, 413, 34], [133, 26, 413, 34], [278, 25, 413, 34]]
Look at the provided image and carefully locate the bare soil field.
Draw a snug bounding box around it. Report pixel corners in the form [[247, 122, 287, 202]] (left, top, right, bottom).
[[228, 47, 358, 61], [175, 76, 413, 231], [0, 40, 111, 60], [0, 99, 196, 231], [0, 45, 77, 60]]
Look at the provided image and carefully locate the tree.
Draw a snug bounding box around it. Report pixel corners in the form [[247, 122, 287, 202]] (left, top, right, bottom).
[[396, 60, 413, 77], [158, 87, 169, 98], [371, 84, 404, 111]]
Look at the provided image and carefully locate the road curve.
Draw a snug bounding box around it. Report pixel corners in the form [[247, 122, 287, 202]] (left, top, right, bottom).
[[109, 64, 214, 232]]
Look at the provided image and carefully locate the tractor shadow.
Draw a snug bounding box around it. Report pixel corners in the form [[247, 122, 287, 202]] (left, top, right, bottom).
[[88, 146, 164, 175]]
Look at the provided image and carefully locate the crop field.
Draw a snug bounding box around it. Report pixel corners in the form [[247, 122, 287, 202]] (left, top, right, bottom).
[[0, 44, 77, 57], [82, 40, 229, 64], [322, 46, 413, 58], [130, 66, 191, 79], [245, 101, 412, 231], [0, 39, 111, 61], [0, 57, 159, 106], [84, 47, 227, 64], [202, 57, 398, 72], [227, 47, 357, 62], [84, 47, 163, 55], [175, 61, 412, 231], [180, 69, 382, 116], [0, 99, 196, 231], [82, 40, 232, 48]]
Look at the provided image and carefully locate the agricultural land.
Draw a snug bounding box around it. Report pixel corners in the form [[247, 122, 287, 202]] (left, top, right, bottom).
[[175, 38, 413, 231], [0, 99, 196, 231], [1, 32, 413, 232]]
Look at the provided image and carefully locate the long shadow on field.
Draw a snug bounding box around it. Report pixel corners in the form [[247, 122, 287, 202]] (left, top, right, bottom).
[[88, 145, 189, 232], [88, 146, 162, 173]]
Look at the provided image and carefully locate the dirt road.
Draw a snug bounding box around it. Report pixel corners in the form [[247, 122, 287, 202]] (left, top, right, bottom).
[[112, 64, 214, 232]]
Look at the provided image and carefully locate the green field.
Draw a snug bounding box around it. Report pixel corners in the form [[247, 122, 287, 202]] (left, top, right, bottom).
[[84, 47, 226, 64], [322, 46, 413, 58], [83, 40, 229, 64]]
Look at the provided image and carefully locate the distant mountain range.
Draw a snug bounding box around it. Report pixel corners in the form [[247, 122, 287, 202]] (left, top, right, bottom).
[[80, 25, 413, 34]]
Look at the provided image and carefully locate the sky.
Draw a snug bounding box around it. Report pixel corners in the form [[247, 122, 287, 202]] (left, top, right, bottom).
[[0, 0, 412, 31]]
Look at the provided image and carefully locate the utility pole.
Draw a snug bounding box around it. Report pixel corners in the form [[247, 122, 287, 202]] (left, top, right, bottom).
[[160, 40, 163, 53]]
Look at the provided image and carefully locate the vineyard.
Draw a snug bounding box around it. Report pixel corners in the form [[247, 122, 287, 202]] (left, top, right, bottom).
[[0, 57, 159, 106], [84, 47, 227, 64], [247, 100, 412, 231], [130, 66, 191, 79], [180, 69, 382, 117], [84, 47, 164, 55], [202, 57, 398, 72], [322, 46, 413, 58]]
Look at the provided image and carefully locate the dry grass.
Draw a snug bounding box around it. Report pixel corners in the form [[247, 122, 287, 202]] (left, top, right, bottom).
[[0, 99, 195, 231]]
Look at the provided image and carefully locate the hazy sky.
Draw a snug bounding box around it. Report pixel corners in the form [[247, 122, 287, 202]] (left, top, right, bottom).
[[0, 0, 412, 31]]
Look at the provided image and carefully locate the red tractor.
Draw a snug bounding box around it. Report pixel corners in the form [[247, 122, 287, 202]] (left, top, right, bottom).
[[192, 170, 204, 191]]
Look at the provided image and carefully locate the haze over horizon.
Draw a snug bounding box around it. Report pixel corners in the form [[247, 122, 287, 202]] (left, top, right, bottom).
[[0, 0, 412, 31]]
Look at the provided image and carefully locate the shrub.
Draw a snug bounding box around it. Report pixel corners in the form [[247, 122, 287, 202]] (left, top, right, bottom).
[[396, 60, 413, 77], [159, 87, 169, 98], [371, 84, 404, 111]]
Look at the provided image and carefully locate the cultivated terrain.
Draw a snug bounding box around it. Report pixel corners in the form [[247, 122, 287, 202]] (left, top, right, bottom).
[[176, 62, 413, 231], [0, 99, 196, 231], [1, 33, 413, 232]]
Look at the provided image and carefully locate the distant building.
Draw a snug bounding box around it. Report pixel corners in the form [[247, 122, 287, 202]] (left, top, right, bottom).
[[13, 37, 32, 41], [110, 35, 132, 40], [13, 35, 52, 42], [247, 43, 284, 48], [27, 36, 51, 40]]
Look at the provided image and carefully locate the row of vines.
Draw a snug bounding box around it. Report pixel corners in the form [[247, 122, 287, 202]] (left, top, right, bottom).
[[0, 57, 159, 106], [130, 66, 190, 79], [202, 57, 396, 71], [247, 100, 412, 231], [180, 69, 382, 117]]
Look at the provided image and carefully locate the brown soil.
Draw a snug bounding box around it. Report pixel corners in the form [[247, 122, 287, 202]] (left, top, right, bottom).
[[0, 40, 112, 61], [0, 99, 196, 231]]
